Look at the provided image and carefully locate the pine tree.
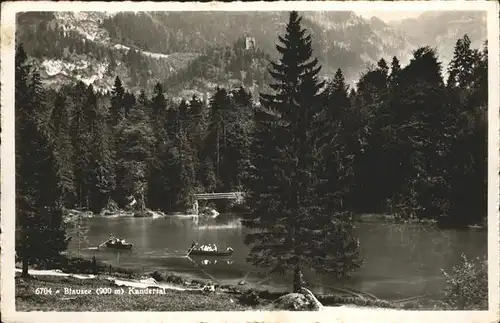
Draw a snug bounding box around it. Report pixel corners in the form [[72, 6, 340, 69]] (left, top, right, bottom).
[[150, 82, 167, 134], [243, 11, 361, 292], [147, 84, 178, 211], [16, 45, 68, 276], [389, 56, 401, 89], [109, 76, 125, 128], [228, 86, 254, 190], [320, 68, 364, 211], [396, 47, 449, 220], [115, 91, 154, 211], [350, 60, 391, 213], [86, 85, 116, 213], [50, 91, 76, 206], [443, 37, 487, 227], [70, 81, 92, 208], [447, 35, 479, 90], [164, 131, 197, 211]]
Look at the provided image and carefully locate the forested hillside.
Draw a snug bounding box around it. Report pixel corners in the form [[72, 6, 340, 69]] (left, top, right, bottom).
[[101, 11, 414, 81], [15, 24, 487, 229], [19, 10, 485, 97]]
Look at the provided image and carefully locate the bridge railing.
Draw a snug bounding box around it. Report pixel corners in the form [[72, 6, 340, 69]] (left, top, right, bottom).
[[193, 192, 244, 200]]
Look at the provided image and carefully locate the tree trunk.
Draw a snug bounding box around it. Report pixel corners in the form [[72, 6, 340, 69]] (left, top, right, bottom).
[[21, 255, 29, 277], [293, 264, 304, 293]]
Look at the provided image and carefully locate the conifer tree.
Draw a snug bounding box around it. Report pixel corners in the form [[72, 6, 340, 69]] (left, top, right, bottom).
[[147, 84, 174, 211], [396, 47, 449, 220], [389, 56, 401, 89], [243, 11, 361, 292], [447, 35, 479, 90], [86, 85, 116, 213], [228, 86, 254, 190], [109, 76, 125, 127], [116, 92, 154, 211], [70, 81, 92, 208], [16, 45, 67, 276], [51, 91, 76, 206], [443, 36, 487, 227], [206, 87, 231, 188], [320, 68, 364, 211]]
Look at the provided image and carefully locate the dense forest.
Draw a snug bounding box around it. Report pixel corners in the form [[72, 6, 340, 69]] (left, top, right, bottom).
[[15, 11, 487, 276], [15, 30, 487, 224]]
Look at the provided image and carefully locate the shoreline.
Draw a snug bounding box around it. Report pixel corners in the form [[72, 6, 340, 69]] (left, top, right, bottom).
[[65, 208, 487, 230], [14, 255, 458, 311], [15, 267, 446, 311]]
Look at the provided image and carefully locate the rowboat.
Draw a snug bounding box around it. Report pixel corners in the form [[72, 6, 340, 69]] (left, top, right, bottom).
[[105, 240, 133, 250], [187, 246, 233, 257]]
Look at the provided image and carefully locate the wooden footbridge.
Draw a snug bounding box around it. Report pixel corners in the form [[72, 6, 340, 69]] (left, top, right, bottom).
[[192, 192, 245, 215]]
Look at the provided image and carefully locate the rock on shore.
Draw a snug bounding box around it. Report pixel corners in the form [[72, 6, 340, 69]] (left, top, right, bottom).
[[269, 288, 323, 311]]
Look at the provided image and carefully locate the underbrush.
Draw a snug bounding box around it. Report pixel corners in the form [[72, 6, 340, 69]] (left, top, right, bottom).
[[441, 253, 488, 310]]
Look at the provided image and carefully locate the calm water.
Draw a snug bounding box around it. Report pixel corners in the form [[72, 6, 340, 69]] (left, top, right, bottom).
[[67, 214, 487, 301]]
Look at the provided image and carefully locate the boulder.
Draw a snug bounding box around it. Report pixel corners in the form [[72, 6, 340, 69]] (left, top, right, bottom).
[[269, 288, 323, 311], [271, 293, 310, 311], [299, 287, 323, 311]]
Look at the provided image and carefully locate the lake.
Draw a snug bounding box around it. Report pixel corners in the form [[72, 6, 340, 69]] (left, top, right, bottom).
[[67, 214, 487, 301]]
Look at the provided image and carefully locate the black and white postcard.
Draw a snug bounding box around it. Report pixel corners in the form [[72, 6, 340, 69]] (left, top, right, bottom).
[[1, 1, 499, 323]]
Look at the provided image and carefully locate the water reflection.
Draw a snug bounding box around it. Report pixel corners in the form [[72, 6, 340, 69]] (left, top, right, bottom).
[[69, 214, 487, 300], [195, 259, 234, 266]]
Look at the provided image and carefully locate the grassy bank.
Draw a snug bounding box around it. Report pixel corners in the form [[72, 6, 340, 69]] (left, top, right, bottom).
[[15, 273, 450, 311], [15, 255, 452, 312], [16, 275, 249, 311]]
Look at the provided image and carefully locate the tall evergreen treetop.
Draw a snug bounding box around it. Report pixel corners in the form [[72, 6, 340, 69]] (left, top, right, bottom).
[[244, 11, 360, 293], [447, 35, 480, 90], [261, 11, 324, 119], [110, 76, 125, 127], [389, 56, 401, 90]]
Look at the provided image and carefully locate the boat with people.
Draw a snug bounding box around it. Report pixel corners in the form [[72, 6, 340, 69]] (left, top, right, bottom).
[[187, 242, 233, 256], [103, 234, 133, 250]]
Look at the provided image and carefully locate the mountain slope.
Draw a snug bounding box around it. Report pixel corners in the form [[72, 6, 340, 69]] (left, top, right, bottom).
[[16, 11, 487, 98], [390, 11, 487, 65]]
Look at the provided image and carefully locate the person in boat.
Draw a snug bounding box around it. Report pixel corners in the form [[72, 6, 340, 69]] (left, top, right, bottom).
[[226, 247, 234, 252], [213, 244, 218, 252], [109, 234, 116, 244]]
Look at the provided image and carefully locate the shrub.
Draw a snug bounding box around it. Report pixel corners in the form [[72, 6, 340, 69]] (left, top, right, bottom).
[[150, 270, 164, 282], [441, 253, 488, 310], [239, 289, 260, 306]]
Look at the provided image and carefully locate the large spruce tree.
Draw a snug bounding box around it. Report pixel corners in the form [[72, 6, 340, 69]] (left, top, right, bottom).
[[15, 45, 68, 276], [443, 35, 488, 227], [243, 11, 361, 292], [85, 85, 116, 213], [50, 91, 76, 206]]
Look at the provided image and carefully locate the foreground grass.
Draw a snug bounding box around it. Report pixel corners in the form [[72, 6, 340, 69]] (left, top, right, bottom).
[[15, 274, 450, 311], [16, 275, 250, 311], [16, 256, 459, 311]]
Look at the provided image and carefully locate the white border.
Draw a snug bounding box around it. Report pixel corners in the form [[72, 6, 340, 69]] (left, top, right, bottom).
[[1, 2, 499, 323]]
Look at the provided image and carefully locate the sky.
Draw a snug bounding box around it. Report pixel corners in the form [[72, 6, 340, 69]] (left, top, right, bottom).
[[355, 11, 425, 23]]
